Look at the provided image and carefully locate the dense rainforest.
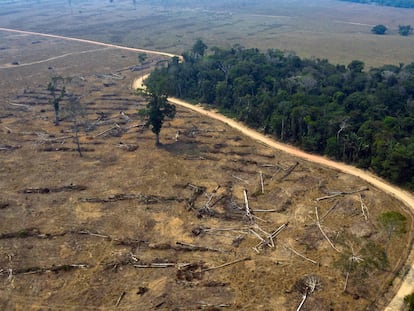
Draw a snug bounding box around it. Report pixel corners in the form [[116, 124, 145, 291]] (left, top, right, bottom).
[[338, 0, 414, 8], [145, 43, 414, 189]]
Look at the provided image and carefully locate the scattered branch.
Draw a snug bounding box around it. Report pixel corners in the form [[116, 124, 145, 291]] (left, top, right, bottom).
[[259, 171, 264, 194], [319, 201, 339, 223], [77, 230, 111, 240], [175, 242, 225, 253], [253, 223, 289, 253], [284, 244, 318, 265], [115, 291, 126, 307], [2, 125, 13, 133], [94, 123, 120, 138], [315, 206, 341, 253], [343, 244, 364, 292], [199, 185, 221, 215], [231, 175, 249, 184]]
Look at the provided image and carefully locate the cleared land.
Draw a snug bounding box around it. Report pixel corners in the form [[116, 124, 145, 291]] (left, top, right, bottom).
[[0, 30, 413, 311], [1, 0, 414, 67]]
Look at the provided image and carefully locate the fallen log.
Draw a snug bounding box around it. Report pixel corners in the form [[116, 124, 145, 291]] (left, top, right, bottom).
[[253, 223, 289, 253], [279, 162, 299, 181], [0, 228, 67, 240], [133, 263, 179, 268], [79, 193, 182, 204], [316, 187, 369, 201], [94, 124, 120, 138], [284, 244, 318, 265], [6, 263, 90, 276], [315, 206, 341, 253], [22, 184, 87, 194], [0, 144, 21, 151], [175, 241, 225, 253], [77, 230, 111, 240], [0, 202, 10, 209], [201, 257, 251, 272], [115, 291, 126, 307]]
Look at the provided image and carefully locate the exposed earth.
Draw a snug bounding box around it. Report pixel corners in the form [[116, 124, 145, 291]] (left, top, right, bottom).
[[0, 28, 413, 311]]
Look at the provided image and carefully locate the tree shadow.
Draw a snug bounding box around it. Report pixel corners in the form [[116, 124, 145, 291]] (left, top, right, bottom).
[[160, 140, 206, 158]]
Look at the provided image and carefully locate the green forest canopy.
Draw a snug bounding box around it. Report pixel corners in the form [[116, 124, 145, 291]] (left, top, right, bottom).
[[338, 0, 414, 8], [145, 43, 414, 189]]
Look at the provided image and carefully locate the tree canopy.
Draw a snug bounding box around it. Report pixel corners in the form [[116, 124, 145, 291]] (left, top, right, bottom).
[[371, 24, 387, 35], [147, 43, 414, 189], [138, 85, 176, 146], [398, 25, 412, 36]]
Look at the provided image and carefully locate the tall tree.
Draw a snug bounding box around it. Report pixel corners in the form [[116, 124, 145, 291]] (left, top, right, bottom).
[[140, 91, 176, 146], [191, 39, 208, 58]]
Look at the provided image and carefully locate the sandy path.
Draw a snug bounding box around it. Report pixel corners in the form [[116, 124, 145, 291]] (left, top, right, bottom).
[[0, 27, 412, 311]]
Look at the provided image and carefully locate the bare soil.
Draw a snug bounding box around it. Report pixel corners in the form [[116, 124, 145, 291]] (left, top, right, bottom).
[[0, 32, 413, 311]]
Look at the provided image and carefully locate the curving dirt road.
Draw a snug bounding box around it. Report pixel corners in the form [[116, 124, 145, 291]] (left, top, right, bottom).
[[1, 27, 413, 311]]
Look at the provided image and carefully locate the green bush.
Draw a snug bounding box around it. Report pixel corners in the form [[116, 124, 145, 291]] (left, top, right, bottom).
[[404, 292, 414, 311]]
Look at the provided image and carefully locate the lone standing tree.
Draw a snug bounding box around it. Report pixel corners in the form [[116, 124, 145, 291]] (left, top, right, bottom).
[[140, 91, 176, 146]]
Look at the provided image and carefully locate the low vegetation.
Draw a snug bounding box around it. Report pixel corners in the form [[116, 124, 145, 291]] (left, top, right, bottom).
[[146, 41, 414, 189], [371, 24, 387, 35], [405, 292, 414, 311], [399, 25, 413, 36], [339, 0, 414, 8]]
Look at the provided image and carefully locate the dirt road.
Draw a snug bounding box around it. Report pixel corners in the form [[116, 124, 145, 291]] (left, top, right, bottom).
[[0, 27, 180, 59], [1, 27, 413, 311]]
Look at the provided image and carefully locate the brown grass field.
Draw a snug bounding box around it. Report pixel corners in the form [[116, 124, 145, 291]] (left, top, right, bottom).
[[0, 27, 413, 310], [1, 0, 414, 68]]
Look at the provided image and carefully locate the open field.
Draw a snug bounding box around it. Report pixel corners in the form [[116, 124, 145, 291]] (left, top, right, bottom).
[[0, 0, 414, 68], [0, 30, 413, 310]]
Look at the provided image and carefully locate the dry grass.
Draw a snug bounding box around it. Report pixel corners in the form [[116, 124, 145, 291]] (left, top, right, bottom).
[[0, 33, 412, 310], [2, 0, 414, 68]]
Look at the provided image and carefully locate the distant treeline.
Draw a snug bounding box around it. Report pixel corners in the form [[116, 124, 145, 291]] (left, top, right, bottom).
[[145, 43, 414, 189], [339, 0, 414, 8]]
